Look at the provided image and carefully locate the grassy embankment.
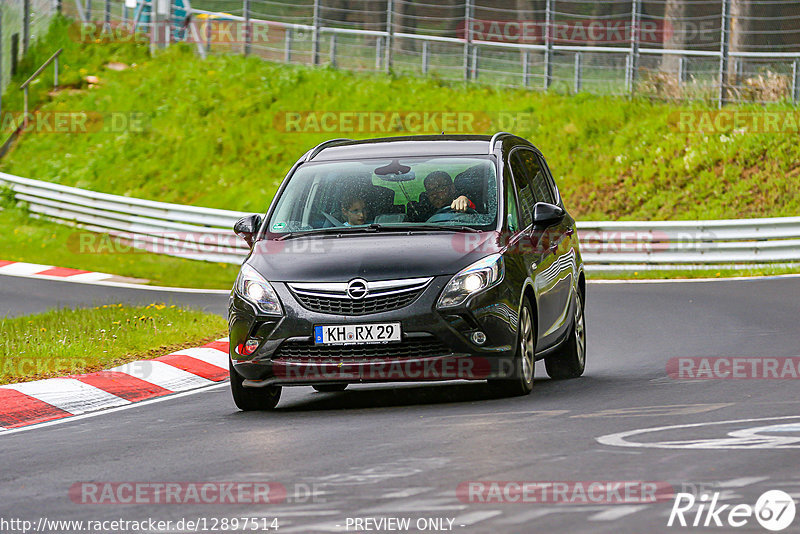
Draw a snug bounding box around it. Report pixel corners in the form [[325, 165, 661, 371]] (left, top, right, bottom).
[[1, 16, 797, 284], [0, 303, 227, 384]]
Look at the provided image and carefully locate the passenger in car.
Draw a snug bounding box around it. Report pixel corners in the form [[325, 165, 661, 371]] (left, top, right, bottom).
[[341, 191, 368, 226], [409, 171, 475, 221]]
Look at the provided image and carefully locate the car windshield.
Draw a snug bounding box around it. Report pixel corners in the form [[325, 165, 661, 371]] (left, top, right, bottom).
[[266, 156, 498, 235]]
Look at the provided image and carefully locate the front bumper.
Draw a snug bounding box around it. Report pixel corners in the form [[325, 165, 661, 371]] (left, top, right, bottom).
[[228, 276, 520, 386]]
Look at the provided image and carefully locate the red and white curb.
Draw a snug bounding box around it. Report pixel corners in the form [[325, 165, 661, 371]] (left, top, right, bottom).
[[0, 260, 116, 282], [0, 339, 230, 431]]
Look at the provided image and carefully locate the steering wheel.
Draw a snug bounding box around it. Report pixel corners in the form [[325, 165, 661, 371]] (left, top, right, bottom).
[[426, 206, 478, 223]]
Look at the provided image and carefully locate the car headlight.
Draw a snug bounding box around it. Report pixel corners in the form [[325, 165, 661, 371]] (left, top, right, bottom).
[[235, 264, 283, 315], [437, 254, 504, 309]]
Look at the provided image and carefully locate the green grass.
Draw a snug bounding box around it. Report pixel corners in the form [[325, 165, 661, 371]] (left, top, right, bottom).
[[2, 17, 799, 285], [0, 205, 240, 289], [3, 18, 800, 221], [0, 303, 227, 384], [587, 265, 800, 281]]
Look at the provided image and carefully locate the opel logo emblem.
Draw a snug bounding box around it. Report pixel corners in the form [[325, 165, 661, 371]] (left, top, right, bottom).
[[346, 279, 369, 300]]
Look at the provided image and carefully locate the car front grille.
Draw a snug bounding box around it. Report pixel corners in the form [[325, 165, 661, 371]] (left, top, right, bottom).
[[272, 337, 451, 363], [287, 277, 432, 316]]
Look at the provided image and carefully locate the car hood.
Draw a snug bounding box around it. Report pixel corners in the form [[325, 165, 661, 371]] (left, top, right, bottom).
[[247, 231, 503, 282]]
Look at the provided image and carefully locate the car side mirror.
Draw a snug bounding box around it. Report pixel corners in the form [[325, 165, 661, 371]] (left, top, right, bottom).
[[234, 214, 262, 247], [531, 202, 565, 226]]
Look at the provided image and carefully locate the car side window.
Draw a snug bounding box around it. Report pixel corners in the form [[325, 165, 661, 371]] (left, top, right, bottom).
[[536, 155, 560, 206], [504, 170, 520, 233], [516, 149, 555, 206], [508, 152, 534, 228]]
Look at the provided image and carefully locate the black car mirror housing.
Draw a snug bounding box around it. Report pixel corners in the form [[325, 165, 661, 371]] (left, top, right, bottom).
[[234, 214, 263, 247]]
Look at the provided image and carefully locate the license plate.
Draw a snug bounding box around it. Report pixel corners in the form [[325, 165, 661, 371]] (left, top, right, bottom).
[[314, 323, 401, 345]]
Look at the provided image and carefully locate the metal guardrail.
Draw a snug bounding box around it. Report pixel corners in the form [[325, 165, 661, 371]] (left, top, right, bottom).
[[1, 172, 799, 270]]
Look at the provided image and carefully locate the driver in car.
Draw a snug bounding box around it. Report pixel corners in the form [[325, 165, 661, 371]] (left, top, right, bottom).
[[421, 171, 475, 218]]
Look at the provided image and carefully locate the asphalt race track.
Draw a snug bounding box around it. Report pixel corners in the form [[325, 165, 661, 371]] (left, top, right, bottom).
[[1, 274, 799, 533]]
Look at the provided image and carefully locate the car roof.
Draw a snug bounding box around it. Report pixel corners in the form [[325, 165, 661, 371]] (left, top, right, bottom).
[[306, 134, 537, 162]]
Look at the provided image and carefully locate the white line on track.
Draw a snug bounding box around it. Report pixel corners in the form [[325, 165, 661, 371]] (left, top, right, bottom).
[[0, 270, 230, 293], [0, 382, 229, 437], [587, 272, 800, 284]]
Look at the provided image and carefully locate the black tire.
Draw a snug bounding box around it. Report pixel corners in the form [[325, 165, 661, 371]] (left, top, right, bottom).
[[312, 384, 348, 393], [229, 360, 281, 411], [544, 290, 586, 379], [487, 296, 535, 397]]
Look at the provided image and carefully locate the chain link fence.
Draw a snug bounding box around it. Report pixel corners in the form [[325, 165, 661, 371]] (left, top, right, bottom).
[[0, 0, 57, 99], [6, 0, 800, 106], [173, 0, 800, 106]]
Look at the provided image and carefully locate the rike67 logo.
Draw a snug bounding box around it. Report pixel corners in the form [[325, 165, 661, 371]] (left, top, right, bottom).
[[668, 490, 796, 531]]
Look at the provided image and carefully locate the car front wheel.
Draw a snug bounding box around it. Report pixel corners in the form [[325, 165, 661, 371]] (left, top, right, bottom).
[[544, 290, 586, 379], [229, 360, 282, 411], [488, 296, 535, 396]]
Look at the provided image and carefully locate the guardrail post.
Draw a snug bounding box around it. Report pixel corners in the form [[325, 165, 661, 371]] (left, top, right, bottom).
[[718, 0, 731, 107], [311, 0, 320, 65], [0, 10, 3, 123], [11, 34, 19, 76], [284, 28, 292, 62], [463, 0, 472, 81], [793, 60, 800, 104], [23, 0, 31, 55], [470, 45, 478, 81], [23, 87, 29, 128], [422, 40, 429, 75], [205, 17, 212, 55], [104, 0, 111, 32], [627, 0, 640, 95], [54, 55, 59, 90], [86, 0, 91, 22], [574, 51, 582, 93], [243, 0, 250, 56], [522, 50, 529, 87], [678, 56, 686, 87], [375, 36, 382, 70], [329, 33, 336, 67], [544, 0, 552, 89], [734, 58, 742, 86], [57, 0, 62, 14], [385, 0, 393, 73]]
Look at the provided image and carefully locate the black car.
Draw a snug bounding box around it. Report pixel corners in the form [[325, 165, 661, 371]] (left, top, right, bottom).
[[228, 133, 586, 410]]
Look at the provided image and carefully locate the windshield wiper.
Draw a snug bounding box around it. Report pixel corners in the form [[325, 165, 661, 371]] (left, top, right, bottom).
[[400, 224, 482, 233], [274, 224, 384, 241]]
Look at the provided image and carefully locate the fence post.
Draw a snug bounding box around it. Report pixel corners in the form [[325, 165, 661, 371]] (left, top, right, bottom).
[[422, 40, 429, 75], [384, 0, 393, 73], [285, 28, 292, 62], [23, 0, 31, 55], [678, 56, 686, 87], [463, 0, 473, 81], [104, 0, 111, 32], [329, 33, 336, 67], [470, 45, 478, 80], [86, 0, 91, 22], [718, 0, 731, 107], [628, 0, 640, 95], [57, 0, 62, 14], [54, 55, 59, 90], [375, 35, 381, 70], [11, 34, 19, 76], [793, 59, 799, 104], [574, 51, 582, 93], [544, 0, 552, 89], [311, 0, 320, 65], [243, 0, 250, 56], [734, 58, 742, 85]]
